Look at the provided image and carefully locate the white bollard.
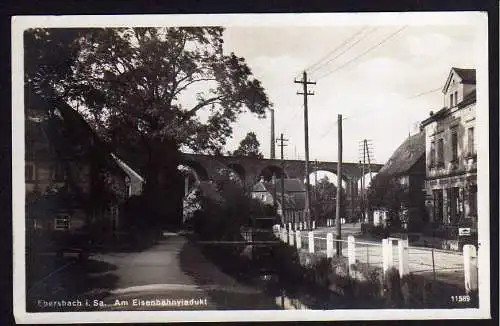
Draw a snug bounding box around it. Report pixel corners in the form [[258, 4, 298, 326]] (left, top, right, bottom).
[[288, 223, 292, 232], [463, 244, 478, 294], [294, 223, 297, 231], [348, 235, 356, 266], [290, 231, 295, 246], [312, 220, 316, 230], [382, 238, 393, 275], [398, 239, 409, 278], [286, 231, 290, 244], [300, 222, 303, 230], [296, 230, 301, 249], [308, 231, 315, 253], [280, 229, 286, 242], [326, 232, 334, 258]]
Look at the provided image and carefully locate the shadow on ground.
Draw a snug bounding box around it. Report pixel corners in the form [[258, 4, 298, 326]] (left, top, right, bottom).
[[178, 240, 280, 310], [26, 257, 119, 312]]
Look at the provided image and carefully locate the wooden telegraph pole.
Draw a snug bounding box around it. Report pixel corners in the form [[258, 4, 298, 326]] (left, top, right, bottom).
[[295, 71, 315, 229], [277, 133, 288, 227], [270, 108, 276, 159], [336, 114, 343, 256]]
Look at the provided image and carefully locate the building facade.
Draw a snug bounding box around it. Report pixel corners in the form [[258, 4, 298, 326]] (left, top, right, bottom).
[[420, 68, 477, 234], [251, 177, 307, 225], [371, 131, 426, 230], [25, 95, 141, 235]]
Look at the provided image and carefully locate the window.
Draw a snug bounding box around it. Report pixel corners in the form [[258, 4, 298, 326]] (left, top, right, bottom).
[[430, 141, 436, 167], [467, 127, 475, 156], [447, 187, 461, 225], [54, 214, 70, 230], [450, 93, 453, 107], [25, 163, 35, 182], [451, 129, 458, 162], [454, 91, 458, 105], [433, 189, 443, 223], [52, 162, 66, 182], [469, 185, 477, 216], [437, 139, 444, 167]]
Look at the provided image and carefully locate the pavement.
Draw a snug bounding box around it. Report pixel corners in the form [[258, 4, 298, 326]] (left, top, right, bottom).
[[27, 233, 279, 311], [286, 223, 474, 287]]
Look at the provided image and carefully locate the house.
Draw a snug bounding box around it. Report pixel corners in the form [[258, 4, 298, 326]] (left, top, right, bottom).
[[111, 153, 145, 197], [419, 67, 477, 236], [25, 94, 139, 238], [372, 131, 426, 229], [251, 177, 307, 225]]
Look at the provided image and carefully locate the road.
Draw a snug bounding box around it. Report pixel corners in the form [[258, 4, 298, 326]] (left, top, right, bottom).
[[286, 223, 475, 287], [27, 233, 280, 311]]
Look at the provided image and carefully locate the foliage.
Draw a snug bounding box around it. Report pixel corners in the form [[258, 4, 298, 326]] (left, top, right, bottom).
[[232, 131, 263, 158], [367, 174, 409, 229], [25, 27, 272, 227], [190, 171, 270, 240], [311, 176, 346, 222]]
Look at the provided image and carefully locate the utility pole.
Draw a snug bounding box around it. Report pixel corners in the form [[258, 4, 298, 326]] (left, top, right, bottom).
[[361, 139, 374, 223], [359, 141, 366, 223], [314, 159, 318, 201], [295, 71, 315, 229], [277, 133, 288, 227], [270, 108, 276, 159], [336, 114, 343, 256]]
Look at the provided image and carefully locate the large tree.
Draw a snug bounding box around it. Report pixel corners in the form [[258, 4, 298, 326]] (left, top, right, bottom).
[[25, 27, 272, 227], [232, 131, 263, 158]]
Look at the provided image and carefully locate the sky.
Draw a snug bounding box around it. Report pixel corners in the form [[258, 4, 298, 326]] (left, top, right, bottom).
[[219, 23, 481, 171]]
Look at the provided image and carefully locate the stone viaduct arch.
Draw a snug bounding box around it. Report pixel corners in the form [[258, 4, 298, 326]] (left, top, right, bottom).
[[180, 153, 384, 197]]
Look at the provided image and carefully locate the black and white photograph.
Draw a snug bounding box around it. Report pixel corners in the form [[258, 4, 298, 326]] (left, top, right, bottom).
[[12, 12, 490, 323]]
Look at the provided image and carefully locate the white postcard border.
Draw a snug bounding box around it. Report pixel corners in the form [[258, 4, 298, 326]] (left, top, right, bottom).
[[12, 12, 491, 323]]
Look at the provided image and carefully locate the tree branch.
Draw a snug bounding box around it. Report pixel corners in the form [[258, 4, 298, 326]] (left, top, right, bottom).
[[182, 96, 222, 121]]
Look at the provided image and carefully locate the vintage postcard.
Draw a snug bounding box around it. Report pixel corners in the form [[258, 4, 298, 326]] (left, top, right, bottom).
[[12, 12, 490, 323]]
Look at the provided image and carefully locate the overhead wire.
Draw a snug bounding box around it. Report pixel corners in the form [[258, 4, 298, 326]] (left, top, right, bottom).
[[307, 27, 379, 76], [304, 26, 370, 74], [316, 26, 408, 80]]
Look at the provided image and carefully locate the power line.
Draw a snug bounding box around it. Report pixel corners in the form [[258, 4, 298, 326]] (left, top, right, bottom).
[[304, 26, 369, 73], [308, 27, 379, 76], [316, 26, 408, 80], [408, 86, 442, 99]]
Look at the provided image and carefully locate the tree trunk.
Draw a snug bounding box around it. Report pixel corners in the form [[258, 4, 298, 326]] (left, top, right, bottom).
[[143, 137, 184, 230]]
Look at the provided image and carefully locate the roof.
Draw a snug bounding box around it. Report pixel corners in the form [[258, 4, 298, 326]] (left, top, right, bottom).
[[378, 131, 425, 177], [252, 178, 306, 210], [252, 178, 306, 194], [458, 89, 477, 108], [26, 94, 126, 177], [452, 67, 476, 84], [443, 67, 476, 93], [111, 153, 145, 183], [277, 193, 306, 211]]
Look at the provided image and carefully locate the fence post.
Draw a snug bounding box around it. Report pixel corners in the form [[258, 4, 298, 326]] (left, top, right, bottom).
[[286, 230, 290, 244], [290, 230, 295, 246], [288, 223, 292, 232], [398, 239, 409, 278], [463, 244, 478, 294], [326, 232, 334, 258], [382, 238, 392, 275], [312, 220, 316, 230], [348, 235, 356, 266], [308, 231, 314, 253], [295, 230, 301, 249]]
